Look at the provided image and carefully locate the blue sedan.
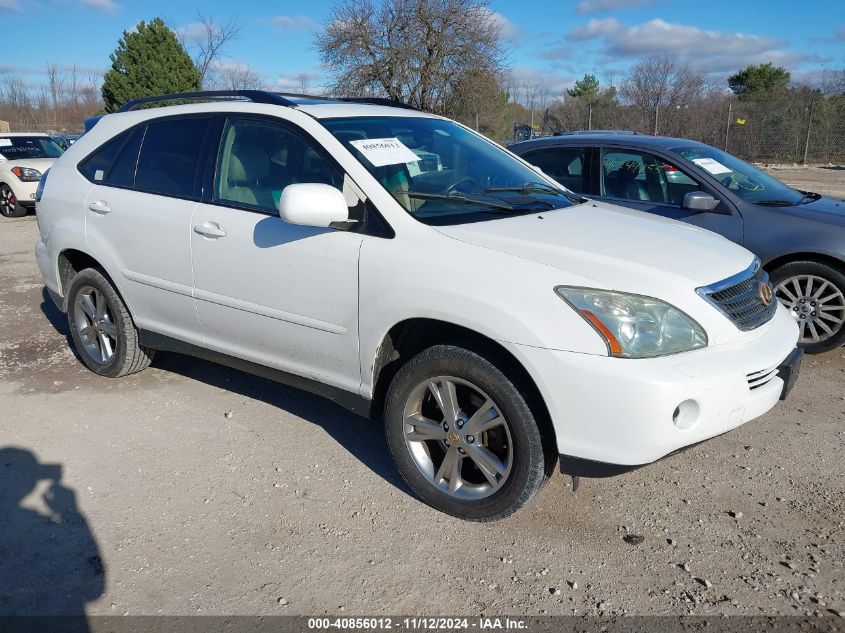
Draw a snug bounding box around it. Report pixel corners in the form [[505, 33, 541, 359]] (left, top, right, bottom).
[[510, 133, 845, 353]]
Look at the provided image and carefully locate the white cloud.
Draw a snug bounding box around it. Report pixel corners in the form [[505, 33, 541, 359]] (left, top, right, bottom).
[[567, 17, 622, 41], [175, 22, 208, 44], [565, 18, 815, 72], [81, 0, 119, 13], [576, 0, 658, 14], [0, 0, 20, 11], [270, 15, 315, 31], [487, 10, 519, 41], [273, 71, 325, 94]]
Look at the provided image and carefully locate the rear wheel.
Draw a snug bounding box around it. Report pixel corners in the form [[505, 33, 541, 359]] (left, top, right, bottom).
[[0, 184, 27, 218], [384, 344, 553, 521], [771, 260, 845, 353], [67, 268, 155, 377]]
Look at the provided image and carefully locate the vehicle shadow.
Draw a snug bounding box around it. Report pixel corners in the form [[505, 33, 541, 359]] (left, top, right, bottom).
[[151, 352, 412, 497], [0, 447, 103, 631], [39, 288, 84, 365]]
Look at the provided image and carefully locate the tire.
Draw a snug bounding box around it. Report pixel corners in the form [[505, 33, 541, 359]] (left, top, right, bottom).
[[66, 268, 155, 377], [770, 260, 845, 354], [384, 344, 553, 521], [0, 184, 27, 218]]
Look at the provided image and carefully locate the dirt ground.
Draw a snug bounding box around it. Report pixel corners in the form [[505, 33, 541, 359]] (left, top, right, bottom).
[[0, 177, 843, 618], [759, 165, 845, 199]]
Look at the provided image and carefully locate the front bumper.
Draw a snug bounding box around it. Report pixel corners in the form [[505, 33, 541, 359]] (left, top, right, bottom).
[[504, 307, 800, 469], [8, 180, 37, 207]]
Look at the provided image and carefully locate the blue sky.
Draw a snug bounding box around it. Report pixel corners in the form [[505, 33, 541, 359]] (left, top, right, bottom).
[[1, 0, 844, 97]]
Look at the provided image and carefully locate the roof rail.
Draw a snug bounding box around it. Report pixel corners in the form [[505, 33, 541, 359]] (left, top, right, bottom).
[[274, 92, 420, 111], [338, 97, 419, 111], [115, 90, 297, 113]]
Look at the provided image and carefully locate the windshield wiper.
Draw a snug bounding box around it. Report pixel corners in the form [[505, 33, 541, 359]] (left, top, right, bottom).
[[755, 199, 795, 207], [484, 181, 568, 196], [404, 190, 516, 211], [799, 191, 821, 204]]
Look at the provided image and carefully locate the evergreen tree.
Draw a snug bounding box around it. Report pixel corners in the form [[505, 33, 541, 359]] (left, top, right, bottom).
[[102, 18, 201, 112]]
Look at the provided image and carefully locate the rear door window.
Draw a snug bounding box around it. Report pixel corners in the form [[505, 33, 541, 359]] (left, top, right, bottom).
[[134, 117, 211, 199], [521, 147, 588, 193]]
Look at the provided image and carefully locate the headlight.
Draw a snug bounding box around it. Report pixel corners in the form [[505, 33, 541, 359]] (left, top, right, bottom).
[[11, 166, 42, 182], [556, 286, 707, 358]]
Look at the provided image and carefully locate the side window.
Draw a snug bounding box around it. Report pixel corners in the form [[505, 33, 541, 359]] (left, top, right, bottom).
[[522, 147, 587, 193], [601, 149, 700, 205], [214, 118, 344, 213], [78, 129, 131, 183], [134, 117, 210, 199], [105, 127, 144, 188]]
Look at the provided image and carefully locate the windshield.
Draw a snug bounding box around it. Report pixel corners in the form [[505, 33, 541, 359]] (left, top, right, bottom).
[[0, 136, 64, 160], [672, 144, 803, 205], [322, 116, 580, 225]]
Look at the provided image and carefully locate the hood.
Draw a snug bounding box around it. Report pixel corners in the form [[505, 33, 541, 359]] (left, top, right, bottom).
[[784, 195, 845, 227], [435, 200, 754, 293], [0, 157, 56, 172]]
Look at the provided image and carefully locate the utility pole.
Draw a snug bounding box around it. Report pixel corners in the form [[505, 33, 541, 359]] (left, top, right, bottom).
[[653, 105, 659, 136]]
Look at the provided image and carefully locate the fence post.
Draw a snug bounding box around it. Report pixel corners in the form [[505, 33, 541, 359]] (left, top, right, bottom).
[[803, 93, 815, 165]]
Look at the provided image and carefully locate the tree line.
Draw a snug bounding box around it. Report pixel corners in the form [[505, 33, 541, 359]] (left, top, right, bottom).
[[1, 0, 844, 162]]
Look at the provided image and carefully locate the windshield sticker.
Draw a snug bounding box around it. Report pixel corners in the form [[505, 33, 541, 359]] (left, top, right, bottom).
[[0, 139, 12, 147], [692, 157, 732, 175], [94, 169, 105, 181], [349, 137, 421, 167]]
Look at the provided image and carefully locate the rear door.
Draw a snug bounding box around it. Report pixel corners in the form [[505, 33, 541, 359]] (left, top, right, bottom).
[[189, 115, 364, 394], [596, 146, 743, 243], [82, 115, 212, 344]]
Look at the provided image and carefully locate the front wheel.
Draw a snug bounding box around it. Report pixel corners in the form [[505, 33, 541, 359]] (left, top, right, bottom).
[[0, 184, 27, 218], [771, 260, 845, 353], [384, 344, 553, 521]]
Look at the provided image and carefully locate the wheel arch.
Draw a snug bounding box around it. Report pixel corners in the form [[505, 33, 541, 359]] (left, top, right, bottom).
[[369, 318, 556, 456], [763, 251, 845, 275], [56, 248, 121, 311]]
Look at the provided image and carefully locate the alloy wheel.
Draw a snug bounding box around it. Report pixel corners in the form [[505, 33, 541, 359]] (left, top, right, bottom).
[[0, 186, 16, 216], [73, 285, 119, 364], [402, 376, 513, 500], [775, 274, 845, 344]]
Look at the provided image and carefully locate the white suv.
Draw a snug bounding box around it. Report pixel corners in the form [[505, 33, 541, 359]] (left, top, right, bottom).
[[1, 133, 64, 218], [35, 91, 801, 521]]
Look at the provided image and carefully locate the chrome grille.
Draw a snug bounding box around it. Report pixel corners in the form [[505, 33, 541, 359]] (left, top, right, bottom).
[[697, 260, 778, 331]]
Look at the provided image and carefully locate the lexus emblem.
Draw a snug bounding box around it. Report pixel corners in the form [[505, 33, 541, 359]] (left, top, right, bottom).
[[758, 282, 774, 307]]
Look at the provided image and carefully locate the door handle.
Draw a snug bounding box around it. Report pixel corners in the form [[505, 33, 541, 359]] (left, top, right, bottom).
[[193, 222, 227, 238], [88, 200, 111, 214]]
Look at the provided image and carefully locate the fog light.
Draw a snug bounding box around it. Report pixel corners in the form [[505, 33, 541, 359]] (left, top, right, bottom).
[[672, 399, 700, 429]]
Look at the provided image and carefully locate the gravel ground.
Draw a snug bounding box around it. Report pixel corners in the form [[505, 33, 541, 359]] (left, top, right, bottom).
[[1, 194, 843, 619]]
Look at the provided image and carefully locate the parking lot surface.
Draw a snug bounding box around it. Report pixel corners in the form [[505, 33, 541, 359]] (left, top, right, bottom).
[[1, 169, 843, 617]]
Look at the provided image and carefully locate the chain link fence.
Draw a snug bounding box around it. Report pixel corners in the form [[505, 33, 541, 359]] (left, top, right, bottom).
[[542, 93, 845, 165]]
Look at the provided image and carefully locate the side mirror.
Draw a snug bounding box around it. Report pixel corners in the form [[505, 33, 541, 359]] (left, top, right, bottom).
[[682, 191, 720, 212], [278, 183, 350, 228]]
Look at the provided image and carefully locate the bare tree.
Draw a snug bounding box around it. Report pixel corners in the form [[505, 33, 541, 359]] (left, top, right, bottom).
[[173, 13, 241, 87], [620, 54, 705, 135], [205, 64, 266, 91], [315, 0, 507, 112]]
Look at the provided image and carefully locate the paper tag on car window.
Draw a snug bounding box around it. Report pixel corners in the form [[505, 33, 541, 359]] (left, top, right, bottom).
[[692, 157, 731, 175], [349, 137, 420, 167], [0, 139, 12, 147]]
